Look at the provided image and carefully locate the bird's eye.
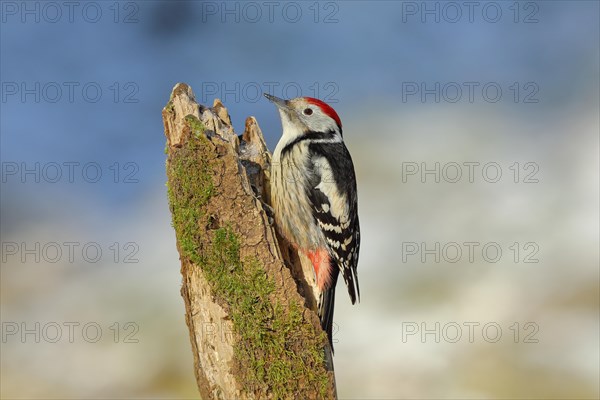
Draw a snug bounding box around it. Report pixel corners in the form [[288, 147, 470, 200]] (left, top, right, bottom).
[[303, 108, 313, 116]]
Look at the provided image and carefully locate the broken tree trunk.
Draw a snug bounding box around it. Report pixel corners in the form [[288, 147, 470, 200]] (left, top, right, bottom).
[[162, 83, 336, 400]]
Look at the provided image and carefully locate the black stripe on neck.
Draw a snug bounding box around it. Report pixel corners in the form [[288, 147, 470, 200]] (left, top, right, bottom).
[[281, 130, 337, 157]]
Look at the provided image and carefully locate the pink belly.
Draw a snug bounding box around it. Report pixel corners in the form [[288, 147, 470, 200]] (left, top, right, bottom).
[[306, 249, 332, 291]]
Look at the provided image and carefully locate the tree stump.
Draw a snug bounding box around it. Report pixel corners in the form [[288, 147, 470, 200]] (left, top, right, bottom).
[[162, 83, 336, 399]]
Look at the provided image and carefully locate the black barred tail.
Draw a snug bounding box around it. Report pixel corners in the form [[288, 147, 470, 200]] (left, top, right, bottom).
[[318, 272, 339, 352]]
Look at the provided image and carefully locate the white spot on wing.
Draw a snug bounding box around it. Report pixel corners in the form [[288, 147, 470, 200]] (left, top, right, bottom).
[[313, 156, 349, 222]]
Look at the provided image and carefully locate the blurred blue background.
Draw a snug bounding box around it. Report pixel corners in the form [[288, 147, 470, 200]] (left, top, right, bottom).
[[1, 1, 598, 398]]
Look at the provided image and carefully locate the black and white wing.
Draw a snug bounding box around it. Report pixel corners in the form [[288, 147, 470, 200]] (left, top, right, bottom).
[[306, 140, 360, 323]]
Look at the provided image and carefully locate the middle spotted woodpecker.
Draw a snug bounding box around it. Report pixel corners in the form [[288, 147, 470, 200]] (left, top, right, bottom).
[[264, 93, 360, 351]]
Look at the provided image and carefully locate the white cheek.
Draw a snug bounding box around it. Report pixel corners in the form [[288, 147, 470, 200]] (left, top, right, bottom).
[[303, 113, 339, 134], [280, 116, 295, 136], [279, 110, 304, 137]]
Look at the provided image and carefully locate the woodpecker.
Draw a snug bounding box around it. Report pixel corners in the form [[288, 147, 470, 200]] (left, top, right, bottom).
[[264, 93, 360, 350]]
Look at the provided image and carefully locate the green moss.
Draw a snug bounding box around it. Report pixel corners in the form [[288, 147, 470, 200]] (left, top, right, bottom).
[[185, 114, 205, 138], [207, 228, 329, 398], [167, 118, 213, 260], [166, 115, 330, 399]]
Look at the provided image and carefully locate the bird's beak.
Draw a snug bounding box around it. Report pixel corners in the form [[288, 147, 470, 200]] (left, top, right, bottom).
[[264, 93, 289, 110]]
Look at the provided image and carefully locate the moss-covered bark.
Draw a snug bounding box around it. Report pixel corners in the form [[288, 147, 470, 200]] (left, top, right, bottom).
[[163, 84, 336, 399]]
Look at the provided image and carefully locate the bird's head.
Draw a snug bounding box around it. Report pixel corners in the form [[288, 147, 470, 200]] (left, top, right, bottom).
[[264, 94, 342, 141]]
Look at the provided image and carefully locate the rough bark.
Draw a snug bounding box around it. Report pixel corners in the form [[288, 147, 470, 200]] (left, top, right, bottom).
[[162, 83, 336, 400]]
